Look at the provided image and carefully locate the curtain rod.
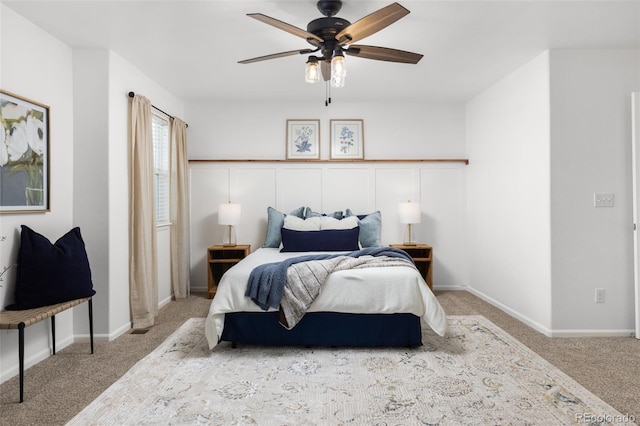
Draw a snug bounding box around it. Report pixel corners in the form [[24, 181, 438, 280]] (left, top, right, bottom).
[[128, 91, 188, 127]]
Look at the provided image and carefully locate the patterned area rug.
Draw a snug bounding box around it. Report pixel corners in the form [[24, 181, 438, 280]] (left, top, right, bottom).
[[68, 316, 633, 425]]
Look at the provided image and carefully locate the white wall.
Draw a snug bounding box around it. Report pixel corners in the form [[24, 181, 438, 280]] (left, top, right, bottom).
[[0, 5, 77, 382], [72, 49, 111, 337], [549, 49, 640, 334], [466, 52, 553, 333], [73, 49, 185, 338], [186, 101, 466, 160], [107, 50, 184, 325], [466, 49, 640, 336], [186, 100, 468, 293], [0, 7, 185, 382]]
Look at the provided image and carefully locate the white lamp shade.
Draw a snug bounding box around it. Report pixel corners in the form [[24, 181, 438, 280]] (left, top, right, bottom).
[[218, 203, 241, 225], [398, 202, 421, 224]]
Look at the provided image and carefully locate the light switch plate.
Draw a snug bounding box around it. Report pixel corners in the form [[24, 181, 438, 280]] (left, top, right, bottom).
[[594, 193, 614, 207]]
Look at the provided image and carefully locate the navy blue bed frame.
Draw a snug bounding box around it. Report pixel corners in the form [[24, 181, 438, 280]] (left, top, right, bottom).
[[220, 311, 422, 348]]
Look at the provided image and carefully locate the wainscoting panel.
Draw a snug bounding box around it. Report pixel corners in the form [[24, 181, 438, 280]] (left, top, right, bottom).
[[189, 162, 467, 292], [374, 168, 420, 244], [231, 167, 278, 249], [421, 167, 467, 287]]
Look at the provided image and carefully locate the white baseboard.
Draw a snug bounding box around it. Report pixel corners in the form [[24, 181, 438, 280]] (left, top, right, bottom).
[[159, 295, 172, 309], [108, 321, 132, 341], [67, 320, 133, 346], [0, 335, 74, 384], [2, 305, 161, 384], [433, 284, 469, 291], [190, 285, 207, 293], [548, 329, 636, 338], [465, 287, 635, 338], [464, 287, 555, 337], [435, 284, 550, 332]]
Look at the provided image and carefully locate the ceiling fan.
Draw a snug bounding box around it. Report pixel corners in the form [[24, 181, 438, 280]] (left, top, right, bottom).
[[238, 0, 423, 90]]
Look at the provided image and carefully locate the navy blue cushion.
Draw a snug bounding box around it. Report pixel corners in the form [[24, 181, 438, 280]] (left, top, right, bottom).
[[280, 227, 360, 252], [5, 226, 96, 310]]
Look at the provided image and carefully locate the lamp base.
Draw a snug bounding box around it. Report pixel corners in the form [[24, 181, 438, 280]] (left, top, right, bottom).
[[402, 224, 418, 246], [222, 225, 237, 247]]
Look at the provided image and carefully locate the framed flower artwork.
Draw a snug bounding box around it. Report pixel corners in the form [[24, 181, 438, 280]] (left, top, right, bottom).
[[286, 119, 320, 160], [0, 90, 50, 213], [330, 119, 364, 160]]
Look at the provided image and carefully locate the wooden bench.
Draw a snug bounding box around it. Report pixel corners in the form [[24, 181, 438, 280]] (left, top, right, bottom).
[[0, 297, 94, 403]]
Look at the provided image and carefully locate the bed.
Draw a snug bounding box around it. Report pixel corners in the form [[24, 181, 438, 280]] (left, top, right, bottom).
[[204, 207, 448, 350]]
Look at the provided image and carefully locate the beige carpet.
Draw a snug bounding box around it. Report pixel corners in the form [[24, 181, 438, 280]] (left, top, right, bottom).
[[66, 315, 634, 425], [0, 291, 638, 425]]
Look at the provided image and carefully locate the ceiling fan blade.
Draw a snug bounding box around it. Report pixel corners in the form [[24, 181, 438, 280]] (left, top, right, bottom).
[[238, 49, 314, 64], [345, 45, 423, 64], [335, 2, 410, 45], [247, 13, 324, 46], [321, 60, 331, 81]]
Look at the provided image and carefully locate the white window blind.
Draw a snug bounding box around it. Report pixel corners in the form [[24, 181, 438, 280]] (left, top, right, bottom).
[[152, 112, 170, 225]]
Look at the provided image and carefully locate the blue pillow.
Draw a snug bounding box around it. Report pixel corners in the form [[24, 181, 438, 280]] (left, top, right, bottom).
[[6, 226, 96, 310], [345, 209, 382, 247], [280, 228, 360, 252], [262, 206, 305, 248], [304, 208, 343, 219]]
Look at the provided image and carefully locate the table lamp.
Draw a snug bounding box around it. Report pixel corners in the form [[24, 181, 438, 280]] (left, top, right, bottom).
[[398, 200, 421, 246], [218, 202, 241, 246]]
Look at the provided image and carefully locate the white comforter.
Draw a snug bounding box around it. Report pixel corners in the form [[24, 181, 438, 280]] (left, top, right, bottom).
[[205, 248, 448, 349]]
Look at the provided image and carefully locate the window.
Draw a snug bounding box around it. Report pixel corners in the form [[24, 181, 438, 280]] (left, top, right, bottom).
[[152, 112, 170, 225]]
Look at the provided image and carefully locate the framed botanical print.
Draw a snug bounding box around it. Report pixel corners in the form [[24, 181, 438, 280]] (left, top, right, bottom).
[[0, 90, 50, 213], [286, 119, 320, 160], [330, 119, 364, 160]]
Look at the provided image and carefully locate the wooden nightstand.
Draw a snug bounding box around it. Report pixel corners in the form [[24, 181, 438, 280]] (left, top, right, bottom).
[[207, 245, 250, 298], [390, 244, 433, 290]]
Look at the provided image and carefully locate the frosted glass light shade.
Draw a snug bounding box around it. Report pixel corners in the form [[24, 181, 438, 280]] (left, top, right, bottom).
[[331, 55, 346, 88], [218, 203, 241, 225], [398, 201, 421, 224], [305, 59, 320, 83]]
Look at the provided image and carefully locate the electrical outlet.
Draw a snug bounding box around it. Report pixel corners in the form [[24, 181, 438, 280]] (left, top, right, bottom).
[[594, 193, 614, 207], [595, 288, 605, 303]]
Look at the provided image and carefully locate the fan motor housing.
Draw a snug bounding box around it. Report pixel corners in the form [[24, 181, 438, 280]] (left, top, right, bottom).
[[307, 17, 351, 43]]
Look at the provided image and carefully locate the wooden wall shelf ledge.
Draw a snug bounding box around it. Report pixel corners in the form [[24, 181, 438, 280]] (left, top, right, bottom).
[[189, 158, 469, 165]]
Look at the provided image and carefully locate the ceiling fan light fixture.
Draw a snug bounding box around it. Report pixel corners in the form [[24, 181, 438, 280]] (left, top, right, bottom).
[[330, 48, 346, 88], [240, 1, 422, 96], [305, 56, 320, 83]]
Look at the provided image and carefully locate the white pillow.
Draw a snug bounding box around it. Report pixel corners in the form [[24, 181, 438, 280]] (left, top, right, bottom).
[[319, 215, 359, 230], [304, 216, 324, 228], [283, 215, 321, 231]]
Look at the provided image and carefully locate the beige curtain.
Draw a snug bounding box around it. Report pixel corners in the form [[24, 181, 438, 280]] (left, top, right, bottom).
[[170, 118, 191, 298], [129, 94, 158, 329]]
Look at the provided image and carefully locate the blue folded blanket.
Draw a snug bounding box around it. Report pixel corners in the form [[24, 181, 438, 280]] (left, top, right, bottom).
[[245, 246, 413, 311]]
